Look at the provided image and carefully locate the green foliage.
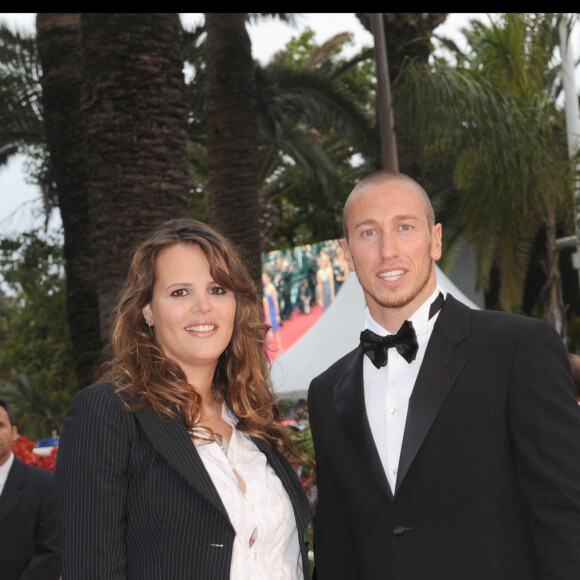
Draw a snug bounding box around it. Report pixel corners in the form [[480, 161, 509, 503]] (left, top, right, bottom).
[[254, 28, 376, 248], [394, 13, 576, 314], [181, 22, 376, 249], [288, 422, 315, 461], [0, 230, 75, 438]]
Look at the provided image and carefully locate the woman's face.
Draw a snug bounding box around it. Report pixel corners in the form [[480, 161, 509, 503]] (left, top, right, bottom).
[[143, 243, 236, 381]]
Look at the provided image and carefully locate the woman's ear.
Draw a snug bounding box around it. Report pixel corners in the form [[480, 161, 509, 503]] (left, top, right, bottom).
[[142, 304, 153, 326]]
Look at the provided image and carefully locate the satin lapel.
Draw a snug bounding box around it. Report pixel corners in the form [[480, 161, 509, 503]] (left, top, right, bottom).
[[252, 437, 311, 535], [134, 405, 227, 518], [0, 458, 25, 526], [395, 294, 469, 494], [336, 346, 392, 497]]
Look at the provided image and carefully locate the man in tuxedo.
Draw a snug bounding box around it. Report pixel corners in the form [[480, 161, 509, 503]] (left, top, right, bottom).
[[307, 170, 580, 579], [0, 399, 61, 579]]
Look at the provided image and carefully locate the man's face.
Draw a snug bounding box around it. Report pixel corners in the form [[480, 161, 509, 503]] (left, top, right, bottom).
[[0, 406, 17, 467], [341, 181, 442, 326]]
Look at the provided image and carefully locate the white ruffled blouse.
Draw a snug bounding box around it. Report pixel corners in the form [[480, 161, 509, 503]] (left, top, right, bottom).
[[195, 405, 304, 579]]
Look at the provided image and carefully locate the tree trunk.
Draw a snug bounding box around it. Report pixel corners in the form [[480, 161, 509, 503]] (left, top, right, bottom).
[[80, 13, 191, 343], [356, 13, 448, 179], [204, 13, 262, 289], [36, 13, 103, 389]]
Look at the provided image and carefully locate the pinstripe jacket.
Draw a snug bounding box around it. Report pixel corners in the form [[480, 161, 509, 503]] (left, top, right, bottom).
[[55, 382, 312, 579]]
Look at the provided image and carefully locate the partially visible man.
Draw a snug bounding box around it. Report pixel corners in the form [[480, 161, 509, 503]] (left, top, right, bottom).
[[308, 170, 580, 579], [0, 398, 61, 580]]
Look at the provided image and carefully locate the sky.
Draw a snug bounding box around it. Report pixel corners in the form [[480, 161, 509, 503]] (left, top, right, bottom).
[[0, 12, 541, 237]]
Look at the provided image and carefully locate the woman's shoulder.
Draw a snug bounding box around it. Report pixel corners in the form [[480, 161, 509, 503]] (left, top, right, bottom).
[[71, 381, 128, 413]]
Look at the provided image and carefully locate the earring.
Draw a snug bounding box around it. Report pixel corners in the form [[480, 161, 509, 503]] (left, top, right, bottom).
[[145, 319, 154, 336]]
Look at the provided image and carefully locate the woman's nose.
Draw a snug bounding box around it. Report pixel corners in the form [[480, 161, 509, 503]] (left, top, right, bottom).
[[191, 293, 211, 312]]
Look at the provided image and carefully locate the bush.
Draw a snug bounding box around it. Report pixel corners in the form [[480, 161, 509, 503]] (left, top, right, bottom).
[[12, 434, 57, 472]]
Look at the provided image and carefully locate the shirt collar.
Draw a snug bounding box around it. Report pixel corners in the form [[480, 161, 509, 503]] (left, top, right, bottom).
[[364, 285, 446, 337], [0, 451, 14, 488]]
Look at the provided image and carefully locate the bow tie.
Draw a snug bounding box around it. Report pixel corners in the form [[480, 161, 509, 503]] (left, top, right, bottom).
[[360, 321, 418, 368], [360, 292, 444, 369]]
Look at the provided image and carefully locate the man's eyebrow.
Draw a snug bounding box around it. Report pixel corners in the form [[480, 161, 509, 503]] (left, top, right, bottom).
[[353, 214, 420, 229], [352, 218, 378, 230]]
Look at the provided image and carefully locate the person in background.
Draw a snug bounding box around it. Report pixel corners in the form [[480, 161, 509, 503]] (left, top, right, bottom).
[[280, 260, 296, 321], [263, 270, 284, 355], [308, 170, 580, 579], [298, 280, 313, 315], [0, 398, 61, 580], [301, 244, 318, 305], [332, 245, 349, 294], [316, 251, 335, 311], [55, 218, 312, 580]]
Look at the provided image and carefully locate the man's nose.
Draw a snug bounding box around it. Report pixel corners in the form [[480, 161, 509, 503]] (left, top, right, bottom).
[[380, 232, 399, 259]]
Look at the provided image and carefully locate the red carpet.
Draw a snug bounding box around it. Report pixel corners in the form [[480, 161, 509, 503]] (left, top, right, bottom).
[[267, 305, 323, 361]]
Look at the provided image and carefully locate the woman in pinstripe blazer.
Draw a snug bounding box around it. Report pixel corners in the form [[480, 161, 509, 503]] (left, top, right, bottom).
[[55, 218, 312, 580]]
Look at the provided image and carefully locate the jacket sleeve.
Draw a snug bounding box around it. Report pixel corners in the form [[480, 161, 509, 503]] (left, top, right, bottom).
[[55, 383, 132, 579], [20, 467, 62, 580], [509, 319, 580, 577]]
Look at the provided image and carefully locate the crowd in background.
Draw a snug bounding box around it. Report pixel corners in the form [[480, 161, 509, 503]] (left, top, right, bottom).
[[261, 240, 350, 331]]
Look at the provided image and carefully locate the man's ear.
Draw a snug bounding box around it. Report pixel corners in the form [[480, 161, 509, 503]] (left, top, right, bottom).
[[340, 239, 356, 272], [431, 223, 443, 262]]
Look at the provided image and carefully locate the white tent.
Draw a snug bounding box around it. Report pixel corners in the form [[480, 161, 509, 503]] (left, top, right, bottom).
[[271, 266, 480, 401]]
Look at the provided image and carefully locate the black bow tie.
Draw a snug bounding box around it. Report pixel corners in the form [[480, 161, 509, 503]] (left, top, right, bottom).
[[360, 321, 418, 368], [360, 293, 444, 369]]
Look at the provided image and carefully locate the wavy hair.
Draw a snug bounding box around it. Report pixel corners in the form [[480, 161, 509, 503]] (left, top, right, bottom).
[[99, 217, 297, 460]]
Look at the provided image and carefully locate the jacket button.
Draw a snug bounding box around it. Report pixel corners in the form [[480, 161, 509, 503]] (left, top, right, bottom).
[[392, 525, 411, 536]]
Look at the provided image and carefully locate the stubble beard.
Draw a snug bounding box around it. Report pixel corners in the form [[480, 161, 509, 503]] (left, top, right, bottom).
[[360, 260, 434, 312]]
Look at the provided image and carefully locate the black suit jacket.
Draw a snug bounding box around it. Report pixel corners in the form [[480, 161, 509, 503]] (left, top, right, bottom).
[[0, 457, 61, 580], [308, 294, 580, 579], [55, 382, 312, 579]]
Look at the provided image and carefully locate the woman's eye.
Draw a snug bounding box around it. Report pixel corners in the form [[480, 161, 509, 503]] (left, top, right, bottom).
[[171, 288, 188, 297], [209, 286, 226, 295]]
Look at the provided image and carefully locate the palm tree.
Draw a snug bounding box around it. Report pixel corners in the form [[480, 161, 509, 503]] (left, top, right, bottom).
[[79, 13, 191, 345], [187, 20, 376, 250], [36, 13, 102, 388], [394, 13, 575, 332], [0, 22, 44, 168], [355, 12, 449, 177], [203, 13, 263, 287]]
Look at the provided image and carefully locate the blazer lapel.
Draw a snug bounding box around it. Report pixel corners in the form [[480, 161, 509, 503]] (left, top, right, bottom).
[[395, 294, 469, 494], [335, 347, 392, 497], [134, 404, 228, 518], [0, 458, 25, 526]]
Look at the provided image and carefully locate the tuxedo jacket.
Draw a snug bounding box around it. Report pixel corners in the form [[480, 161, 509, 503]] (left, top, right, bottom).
[[0, 457, 61, 580], [308, 294, 580, 580], [55, 382, 312, 580]]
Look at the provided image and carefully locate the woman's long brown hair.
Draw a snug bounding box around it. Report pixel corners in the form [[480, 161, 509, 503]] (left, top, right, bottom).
[[99, 217, 298, 461]]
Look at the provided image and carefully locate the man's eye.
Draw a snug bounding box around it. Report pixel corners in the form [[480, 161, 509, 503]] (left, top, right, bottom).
[[209, 286, 226, 295], [399, 224, 412, 231], [362, 229, 376, 237]]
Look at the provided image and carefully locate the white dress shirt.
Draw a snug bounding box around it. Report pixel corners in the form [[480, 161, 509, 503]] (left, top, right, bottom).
[[0, 451, 14, 496], [363, 286, 446, 493], [196, 405, 303, 580]]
